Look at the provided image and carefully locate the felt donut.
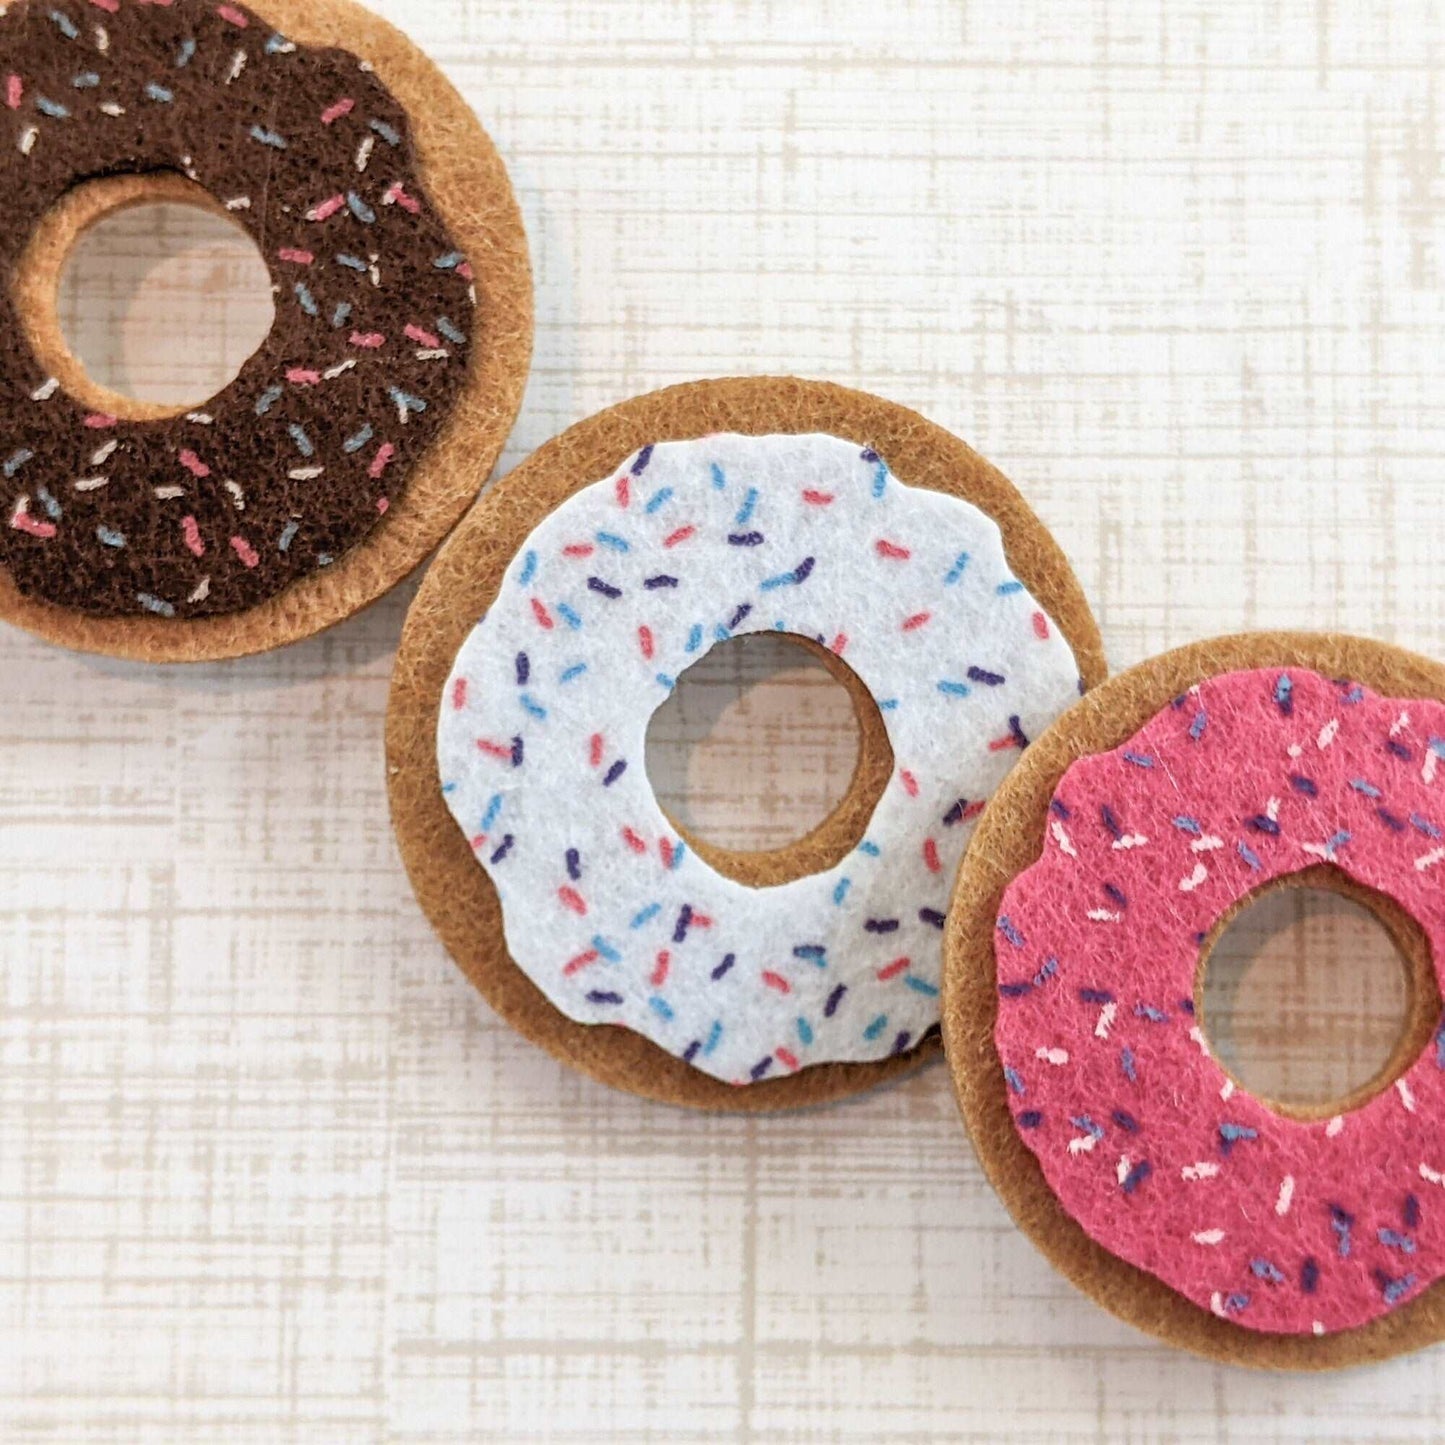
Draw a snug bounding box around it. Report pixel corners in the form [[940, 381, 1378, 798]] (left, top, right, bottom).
[[0, 0, 531, 661], [388, 377, 1107, 1111], [944, 634, 1445, 1368]]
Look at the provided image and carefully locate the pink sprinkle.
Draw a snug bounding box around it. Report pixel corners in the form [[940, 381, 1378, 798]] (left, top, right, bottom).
[[761, 972, 792, 996], [923, 838, 942, 874], [531, 598, 554, 631], [320, 97, 356, 126], [899, 769, 920, 798], [350, 332, 386, 349], [405, 323, 441, 348], [307, 194, 347, 222], [451, 677, 468, 710], [286, 368, 322, 385], [1032, 611, 1051, 640], [620, 826, 647, 854], [650, 951, 670, 988], [557, 886, 587, 917], [88, 0, 120, 11], [802, 489, 834, 505], [457, 261, 474, 281], [877, 957, 911, 981], [875, 539, 911, 560], [376, 497, 389, 515], [231, 536, 260, 568], [659, 837, 675, 869], [9, 502, 54, 540], [178, 449, 210, 478], [663, 525, 695, 548], [562, 543, 595, 558], [902, 611, 932, 632], [563, 949, 600, 977], [615, 476, 630, 509], [216, 4, 249, 26], [776, 1048, 800, 1072], [277, 247, 314, 265], [638, 625, 655, 661], [830, 632, 849, 655], [385, 182, 421, 215], [181, 515, 205, 557], [83, 413, 117, 429], [589, 733, 605, 768], [5, 76, 21, 111], [368, 443, 396, 479]]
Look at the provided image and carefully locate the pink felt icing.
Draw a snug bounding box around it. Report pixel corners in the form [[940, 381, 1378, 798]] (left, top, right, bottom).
[[993, 668, 1445, 1335]]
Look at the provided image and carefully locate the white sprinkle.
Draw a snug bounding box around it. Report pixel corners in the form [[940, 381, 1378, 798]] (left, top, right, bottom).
[[1276, 1176, 1295, 1216], [1287, 743, 1303, 759], [73, 475, 109, 492], [30, 377, 59, 402], [226, 49, 247, 84], [1391, 710, 1411, 737], [1312, 1322, 1325, 1337], [1112, 833, 1148, 851], [188, 576, 210, 604], [1416, 847, 1445, 873], [368, 262, 382, 289], [19, 126, 37, 156], [1188, 1026, 1212, 1058], [1421, 1162, 1445, 1188], [1191, 835, 1224, 853], [1220, 1078, 1236, 1101], [1067, 1134, 1098, 1156], [98, 101, 124, 117], [1265, 796, 1281, 822], [1036, 1047, 1069, 1067], [1210, 1292, 1228, 1319], [1050, 820, 1077, 857], [185, 412, 214, 426], [152, 485, 185, 500], [1397, 1078, 1417, 1113], [415, 347, 449, 362], [355, 134, 375, 171], [1183, 1162, 1221, 1182], [90, 439, 118, 466], [1192, 1229, 1225, 1246], [94, 25, 109, 52], [1426, 750, 1439, 786], [1179, 862, 1208, 892], [1115, 1154, 1132, 1187], [224, 480, 245, 510], [225, 196, 252, 211], [1094, 1001, 1117, 1040], [289, 466, 325, 481], [1318, 718, 1340, 750], [1086, 909, 1123, 924], [323, 358, 357, 381], [1326, 1115, 1345, 1138]]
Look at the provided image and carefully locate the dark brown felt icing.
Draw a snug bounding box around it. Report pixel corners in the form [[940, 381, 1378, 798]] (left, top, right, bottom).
[[386, 377, 1108, 1113], [0, 0, 532, 659], [942, 632, 1445, 1369]]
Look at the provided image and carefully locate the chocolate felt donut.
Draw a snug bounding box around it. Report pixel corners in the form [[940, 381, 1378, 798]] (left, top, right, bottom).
[[944, 633, 1445, 1368], [0, 0, 531, 660], [387, 378, 1107, 1111]]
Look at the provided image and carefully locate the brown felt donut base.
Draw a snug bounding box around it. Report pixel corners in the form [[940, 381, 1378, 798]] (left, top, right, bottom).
[[942, 631, 1445, 1369], [386, 376, 1107, 1112], [0, 0, 533, 663]]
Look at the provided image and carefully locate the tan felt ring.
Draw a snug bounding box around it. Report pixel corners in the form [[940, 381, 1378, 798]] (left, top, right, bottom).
[[942, 631, 1445, 1368], [386, 376, 1107, 1112], [0, 0, 533, 663]]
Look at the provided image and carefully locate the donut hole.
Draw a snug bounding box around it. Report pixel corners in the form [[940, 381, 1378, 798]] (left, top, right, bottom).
[[1196, 870, 1440, 1118], [17, 173, 274, 420], [645, 632, 893, 886]]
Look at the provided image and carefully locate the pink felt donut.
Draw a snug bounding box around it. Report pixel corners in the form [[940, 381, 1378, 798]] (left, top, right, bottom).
[[992, 666, 1445, 1336]]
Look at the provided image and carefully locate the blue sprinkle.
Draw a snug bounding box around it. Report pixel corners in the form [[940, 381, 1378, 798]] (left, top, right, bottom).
[[905, 976, 940, 997], [1236, 841, 1263, 871], [796, 1018, 814, 1046], [336, 255, 367, 275], [370, 118, 402, 146], [332, 302, 353, 329], [390, 387, 427, 416], [278, 521, 299, 553], [481, 794, 503, 831], [96, 526, 125, 548], [595, 531, 630, 553], [863, 1014, 889, 1042], [655, 673, 676, 692], [1274, 673, 1294, 714], [1219, 1122, 1258, 1154], [1079, 987, 1114, 1004], [434, 252, 466, 271], [250, 124, 288, 149], [33, 487, 60, 520], [630, 902, 662, 930], [72, 71, 99, 88], [1134, 1004, 1168, 1022], [1350, 778, 1382, 799], [517, 550, 538, 586], [264, 32, 294, 54], [1120, 1160, 1153, 1195], [996, 580, 1025, 596], [793, 945, 827, 963], [1330, 1205, 1354, 1257], [1411, 814, 1442, 839], [593, 936, 621, 963], [1071, 1115, 1105, 1141], [347, 191, 377, 224], [1172, 815, 1202, 835], [175, 38, 197, 67], [1382, 1274, 1418, 1306], [1003, 1067, 1026, 1095], [878, 698, 899, 712], [857, 841, 881, 857], [685, 624, 704, 653], [832, 878, 852, 905], [734, 487, 759, 526], [1251, 1258, 1286, 1284], [288, 424, 314, 458], [49, 10, 78, 39], [294, 283, 319, 316], [703, 1021, 723, 1054], [937, 680, 972, 698], [2, 449, 33, 478], [255, 385, 284, 416], [518, 694, 546, 720], [560, 663, 588, 684], [36, 95, 69, 118], [1122, 751, 1155, 769], [648, 996, 674, 1022], [1189, 709, 1208, 740], [343, 425, 374, 454], [1120, 1048, 1137, 1082], [145, 83, 174, 103], [944, 552, 970, 585], [871, 461, 888, 498], [1379, 1229, 1417, 1255], [709, 462, 726, 490], [1225, 1293, 1251, 1315], [557, 603, 582, 630], [437, 316, 467, 344], [136, 593, 175, 617], [644, 486, 674, 515]]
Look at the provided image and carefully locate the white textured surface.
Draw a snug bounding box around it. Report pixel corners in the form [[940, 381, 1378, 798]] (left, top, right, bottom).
[[6, 0, 1445, 1439]]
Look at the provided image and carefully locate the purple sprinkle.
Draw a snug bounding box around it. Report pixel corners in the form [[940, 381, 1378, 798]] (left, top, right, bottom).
[[587, 991, 624, 1006], [1017, 1110, 1044, 1129], [588, 576, 623, 599], [824, 984, 847, 1017], [919, 908, 946, 929], [603, 759, 627, 787], [750, 1056, 773, 1081], [489, 835, 514, 865], [728, 532, 765, 546], [515, 652, 530, 685], [644, 575, 678, 589], [631, 445, 654, 476], [566, 848, 582, 881], [711, 953, 736, 981], [968, 666, 1006, 687], [865, 918, 900, 934]]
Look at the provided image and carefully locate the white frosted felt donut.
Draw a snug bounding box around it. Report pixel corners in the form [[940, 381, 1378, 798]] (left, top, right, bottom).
[[437, 432, 1084, 1085]]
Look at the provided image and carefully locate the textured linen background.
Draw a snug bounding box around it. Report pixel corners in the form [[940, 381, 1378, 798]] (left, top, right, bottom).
[[3, 0, 1445, 1440]]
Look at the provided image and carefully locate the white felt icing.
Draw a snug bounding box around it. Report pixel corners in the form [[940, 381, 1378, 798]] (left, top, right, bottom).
[[438, 433, 1083, 1085]]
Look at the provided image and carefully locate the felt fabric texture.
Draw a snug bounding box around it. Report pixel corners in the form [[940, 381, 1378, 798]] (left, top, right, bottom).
[[389, 377, 1107, 1112], [0, 0, 471, 619], [942, 633, 1445, 1369], [993, 667, 1445, 1335], [437, 432, 1085, 1086], [0, 0, 532, 661]]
